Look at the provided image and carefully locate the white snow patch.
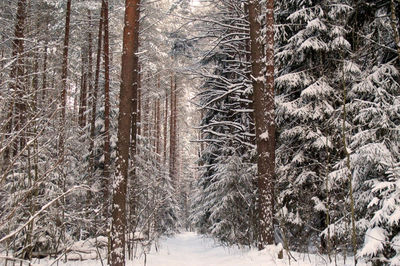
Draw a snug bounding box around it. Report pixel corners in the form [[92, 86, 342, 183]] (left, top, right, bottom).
[[260, 131, 269, 140]]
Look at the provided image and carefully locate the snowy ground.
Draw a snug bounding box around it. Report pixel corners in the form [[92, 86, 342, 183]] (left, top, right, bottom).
[[20, 232, 364, 265]]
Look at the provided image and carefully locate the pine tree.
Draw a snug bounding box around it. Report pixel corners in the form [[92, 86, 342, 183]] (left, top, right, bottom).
[[191, 0, 257, 246], [248, 0, 276, 248], [275, 0, 353, 252], [110, 0, 140, 264]]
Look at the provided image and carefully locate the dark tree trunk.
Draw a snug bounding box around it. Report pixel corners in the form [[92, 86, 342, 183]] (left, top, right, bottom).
[[41, 19, 48, 104], [173, 78, 178, 180], [169, 75, 174, 181], [89, 2, 104, 183], [8, 0, 27, 158], [163, 87, 168, 165], [129, 0, 140, 200], [79, 49, 87, 128], [87, 10, 93, 123], [59, 0, 72, 162], [128, 3, 140, 253], [248, 0, 275, 249], [110, 0, 140, 264], [103, 0, 111, 184], [137, 77, 142, 137], [156, 98, 161, 155]]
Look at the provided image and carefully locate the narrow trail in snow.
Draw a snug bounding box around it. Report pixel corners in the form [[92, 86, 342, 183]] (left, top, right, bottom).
[[44, 232, 357, 265], [138, 232, 358, 266], [138, 231, 326, 266], [141, 231, 266, 266]]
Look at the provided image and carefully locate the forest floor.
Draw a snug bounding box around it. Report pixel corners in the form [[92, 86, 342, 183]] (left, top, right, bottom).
[[27, 232, 363, 266]]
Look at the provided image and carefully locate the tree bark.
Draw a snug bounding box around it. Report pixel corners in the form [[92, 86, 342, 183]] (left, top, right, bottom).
[[156, 98, 161, 155], [89, 2, 104, 182], [128, 0, 140, 221], [390, 0, 400, 60], [103, 0, 111, 185], [248, 0, 275, 249], [128, 5, 140, 254], [59, 0, 72, 162], [87, 10, 93, 125], [110, 0, 140, 264], [169, 75, 175, 182], [41, 18, 48, 104], [163, 87, 168, 165], [10, 0, 27, 157], [79, 48, 88, 128], [137, 77, 142, 137], [4, 0, 26, 161], [173, 78, 178, 180]]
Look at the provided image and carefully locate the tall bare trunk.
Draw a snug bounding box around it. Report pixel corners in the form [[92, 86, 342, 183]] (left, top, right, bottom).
[[103, 0, 111, 185], [152, 101, 156, 150], [128, 5, 140, 255], [41, 18, 48, 104], [56, 0, 72, 251], [248, 0, 275, 248], [89, 2, 104, 182], [156, 99, 161, 155], [173, 78, 178, 180], [59, 0, 72, 162], [24, 43, 40, 262], [110, 0, 140, 264], [9, 0, 27, 158], [144, 98, 150, 139], [169, 75, 176, 182], [163, 88, 168, 165], [390, 0, 400, 60], [137, 79, 142, 137], [79, 48, 88, 128], [341, 59, 357, 265], [87, 10, 93, 126], [130, 4, 140, 157]]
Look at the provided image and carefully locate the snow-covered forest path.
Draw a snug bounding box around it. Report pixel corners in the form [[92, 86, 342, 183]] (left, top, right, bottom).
[[127, 232, 364, 266], [127, 231, 289, 266], [139, 232, 346, 266], [40, 232, 359, 266], [140, 231, 272, 266]]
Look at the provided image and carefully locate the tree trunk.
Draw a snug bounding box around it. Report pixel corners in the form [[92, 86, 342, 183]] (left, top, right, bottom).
[[341, 59, 357, 265], [87, 10, 93, 126], [144, 98, 150, 140], [41, 18, 48, 104], [128, 0, 140, 216], [4, 0, 26, 162], [79, 48, 87, 128], [152, 101, 157, 151], [173, 77, 178, 180], [128, 4, 140, 255], [248, 0, 275, 249], [103, 0, 111, 187], [169, 75, 176, 182], [59, 0, 72, 162], [156, 98, 161, 155], [163, 87, 168, 165], [137, 78, 142, 137], [110, 0, 140, 264], [390, 0, 400, 60], [89, 1, 104, 184], [10, 0, 27, 157]]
